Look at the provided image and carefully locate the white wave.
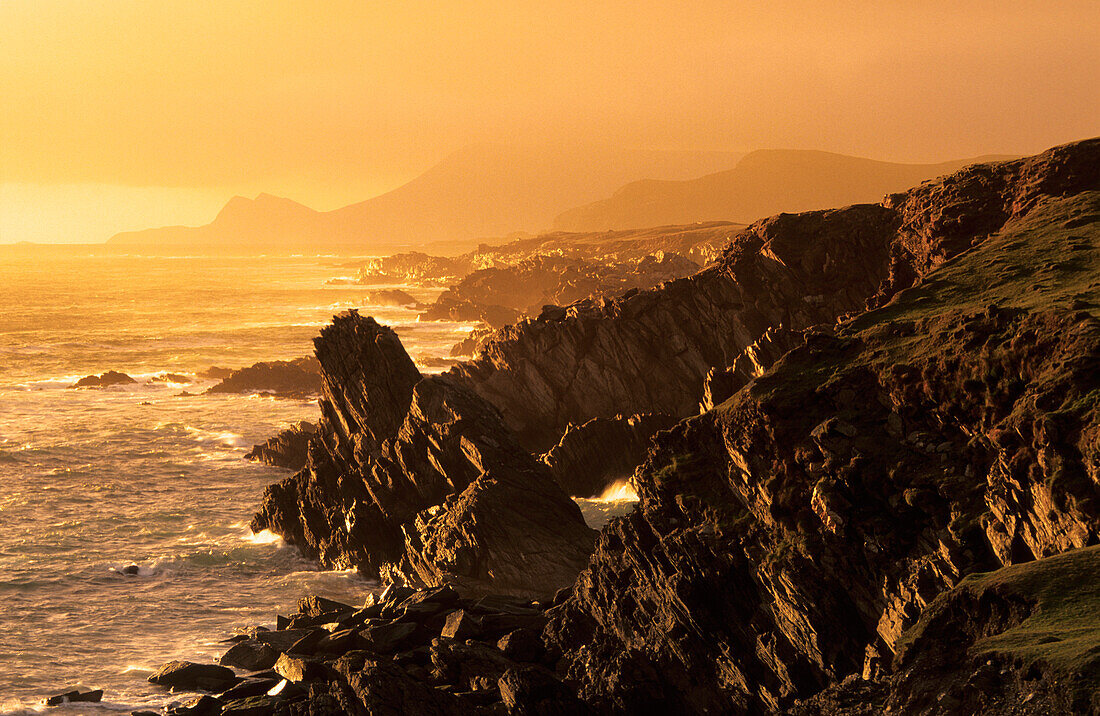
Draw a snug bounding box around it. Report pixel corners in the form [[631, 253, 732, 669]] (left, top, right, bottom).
[[183, 426, 247, 448], [591, 479, 639, 502], [242, 529, 284, 546]]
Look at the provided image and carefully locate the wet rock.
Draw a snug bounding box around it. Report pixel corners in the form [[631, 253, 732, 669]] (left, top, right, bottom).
[[71, 371, 136, 388], [149, 661, 238, 692], [205, 357, 322, 398], [166, 694, 223, 716], [151, 373, 192, 383], [45, 689, 103, 706], [219, 639, 280, 672], [220, 695, 283, 716], [217, 678, 281, 701]]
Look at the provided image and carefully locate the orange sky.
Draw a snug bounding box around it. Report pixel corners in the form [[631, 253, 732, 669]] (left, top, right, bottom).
[[2, 1, 1098, 243]]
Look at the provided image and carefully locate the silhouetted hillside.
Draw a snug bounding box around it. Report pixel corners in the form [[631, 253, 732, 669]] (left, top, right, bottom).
[[553, 149, 1017, 231], [107, 145, 741, 255]]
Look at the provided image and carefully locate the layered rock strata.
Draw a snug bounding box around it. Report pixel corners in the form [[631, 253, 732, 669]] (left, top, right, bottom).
[[540, 413, 677, 498], [541, 144, 1100, 713], [251, 312, 594, 598], [448, 139, 1100, 454]]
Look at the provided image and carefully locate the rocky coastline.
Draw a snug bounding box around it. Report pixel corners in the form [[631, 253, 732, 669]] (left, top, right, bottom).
[[52, 138, 1100, 714]]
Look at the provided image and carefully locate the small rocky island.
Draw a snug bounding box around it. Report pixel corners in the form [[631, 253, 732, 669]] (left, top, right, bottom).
[[61, 138, 1099, 715]]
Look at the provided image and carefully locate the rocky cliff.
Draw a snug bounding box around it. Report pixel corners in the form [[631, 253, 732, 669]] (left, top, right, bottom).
[[540, 140, 1100, 713], [447, 139, 1099, 456], [251, 312, 595, 598]]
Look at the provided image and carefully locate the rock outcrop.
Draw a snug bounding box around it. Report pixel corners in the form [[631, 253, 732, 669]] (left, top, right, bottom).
[[540, 413, 677, 498], [70, 371, 136, 388], [540, 141, 1100, 713], [205, 357, 322, 399], [794, 546, 1100, 715], [251, 312, 594, 598], [420, 252, 704, 329], [245, 421, 318, 471], [448, 139, 1100, 454]]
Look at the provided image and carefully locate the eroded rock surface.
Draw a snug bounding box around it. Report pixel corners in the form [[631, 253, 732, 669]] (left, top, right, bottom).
[[541, 141, 1100, 713], [252, 312, 594, 598], [447, 139, 1100, 454], [540, 413, 677, 498], [245, 421, 318, 471]]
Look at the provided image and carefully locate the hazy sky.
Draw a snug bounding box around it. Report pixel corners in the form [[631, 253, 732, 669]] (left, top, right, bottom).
[[2, 1, 1098, 243]]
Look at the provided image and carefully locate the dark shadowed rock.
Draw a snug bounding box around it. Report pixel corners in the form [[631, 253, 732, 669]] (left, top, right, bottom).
[[220, 639, 280, 671], [166, 694, 222, 716], [245, 421, 317, 471], [149, 661, 237, 692], [71, 371, 136, 389], [498, 664, 589, 716], [541, 141, 1100, 713], [205, 357, 322, 398], [252, 311, 595, 598], [540, 413, 676, 497], [44, 689, 103, 706]]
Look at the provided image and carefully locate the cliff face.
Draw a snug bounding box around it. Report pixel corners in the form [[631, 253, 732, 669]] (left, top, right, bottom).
[[448, 140, 1099, 453], [251, 313, 594, 598], [541, 141, 1100, 713]]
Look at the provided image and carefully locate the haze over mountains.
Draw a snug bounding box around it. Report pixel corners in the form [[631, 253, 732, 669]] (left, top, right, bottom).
[[106, 145, 740, 255], [107, 144, 1015, 256], [552, 149, 1017, 231]]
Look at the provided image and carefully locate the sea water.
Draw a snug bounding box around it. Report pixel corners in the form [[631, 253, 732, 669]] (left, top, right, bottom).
[[0, 252, 635, 713], [0, 253, 478, 713]]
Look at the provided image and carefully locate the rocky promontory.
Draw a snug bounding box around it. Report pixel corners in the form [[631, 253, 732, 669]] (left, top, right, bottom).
[[251, 312, 595, 598]]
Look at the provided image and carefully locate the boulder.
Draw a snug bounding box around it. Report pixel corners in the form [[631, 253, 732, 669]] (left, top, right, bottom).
[[71, 371, 136, 388], [148, 661, 238, 692], [219, 639, 280, 671]]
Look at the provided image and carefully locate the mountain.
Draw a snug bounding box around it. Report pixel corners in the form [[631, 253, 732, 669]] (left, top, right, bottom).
[[106, 145, 742, 255], [552, 149, 1018, 231]]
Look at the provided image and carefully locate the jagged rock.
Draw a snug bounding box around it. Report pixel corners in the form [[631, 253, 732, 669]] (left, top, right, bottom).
[[71, 371, 136, 388], [700, 326, 804, 411], [245, 422, 318, 471], [205, 357, 322, 398], [429, 637, 516, 691], [447, 140, 1100, 452], [252, 312, 595, 597], [540, 413, 676, 497], [540, 140, 1100, 713], [330, 652, 480, 716], [149, 661, 238, 692]]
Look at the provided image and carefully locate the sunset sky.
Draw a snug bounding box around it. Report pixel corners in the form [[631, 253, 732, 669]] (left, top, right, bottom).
[[2, 1, 1098, 244]]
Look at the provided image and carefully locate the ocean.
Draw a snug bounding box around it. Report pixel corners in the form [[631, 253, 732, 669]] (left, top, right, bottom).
[[0, 253, 482, 713]]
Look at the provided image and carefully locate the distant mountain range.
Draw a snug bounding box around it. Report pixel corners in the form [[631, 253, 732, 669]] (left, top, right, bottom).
[[105, 145, 1017, 255], [552, 150, 1017, 232], [106, 144, 742, 255]]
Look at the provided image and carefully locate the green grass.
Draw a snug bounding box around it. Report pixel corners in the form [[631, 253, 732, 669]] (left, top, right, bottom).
[[938, 545, 1100, 677]]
